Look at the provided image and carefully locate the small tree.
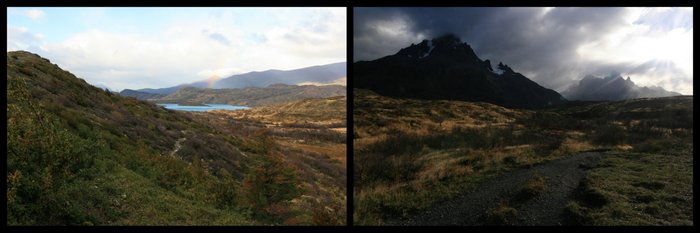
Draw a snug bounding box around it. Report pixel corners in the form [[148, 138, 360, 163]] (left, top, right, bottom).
[[241, 151, 302, 223], [213, 168, 239, 209]]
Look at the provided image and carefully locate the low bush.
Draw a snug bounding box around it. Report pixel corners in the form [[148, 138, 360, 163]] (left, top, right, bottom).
[[590, 124, 626, 145], [485, 201, 517, 225]]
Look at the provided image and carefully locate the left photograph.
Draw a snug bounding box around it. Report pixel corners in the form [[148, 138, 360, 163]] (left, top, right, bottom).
[[7, 7, 347, 225]]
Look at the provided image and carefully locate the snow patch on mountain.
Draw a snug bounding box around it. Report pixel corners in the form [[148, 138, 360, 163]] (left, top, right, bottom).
[[491, 61, 504, 75], [419, 40, 434, 59]]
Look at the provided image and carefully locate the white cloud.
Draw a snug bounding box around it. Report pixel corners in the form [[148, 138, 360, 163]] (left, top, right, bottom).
[[574, 7, 693, 94], [196, 67, 247, 78], [8, 8, 347, 92], [25, 9, 45, 20], [7, 26, 44, 51], [40, 29, 239, 91], [236, 10, 343, 64]]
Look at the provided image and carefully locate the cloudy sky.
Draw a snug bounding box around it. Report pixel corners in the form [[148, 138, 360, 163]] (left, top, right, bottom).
[[7, 7, 346, 91], [354, 7, 693, 95]]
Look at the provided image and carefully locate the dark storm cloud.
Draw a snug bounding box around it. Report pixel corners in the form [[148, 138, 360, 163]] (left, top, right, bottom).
[[353, 8, 426, 62], [353, 7, 693, 94]]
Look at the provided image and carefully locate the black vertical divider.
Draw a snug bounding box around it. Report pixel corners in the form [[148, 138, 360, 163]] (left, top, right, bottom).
[[346, 6, 355, 227]]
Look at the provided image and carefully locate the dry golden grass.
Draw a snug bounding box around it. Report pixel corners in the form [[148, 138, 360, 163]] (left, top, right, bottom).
[[214, 96, 346, 126], [415, 151, 469, 182], [486, 201, 518, 225], [354, 90, 693, 225], [278, 140, 346, 167], [354, 89, 588, 224], [205, 96, 347, 225]]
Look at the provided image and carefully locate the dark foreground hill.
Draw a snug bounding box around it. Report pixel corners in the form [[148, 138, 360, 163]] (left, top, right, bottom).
[[6, 51, 345, 225], [354, 34, 566, 109]]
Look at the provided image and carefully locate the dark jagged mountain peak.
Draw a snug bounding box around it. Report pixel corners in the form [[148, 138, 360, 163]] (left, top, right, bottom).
[[396, 40, 432, 58], [432, 33, 461, 44], [497, 62, 515, 74], [395, 34, 482, 63], [354, 34, 566, 109], [429, 33, 467, 53], [562, 72, 681, 101]]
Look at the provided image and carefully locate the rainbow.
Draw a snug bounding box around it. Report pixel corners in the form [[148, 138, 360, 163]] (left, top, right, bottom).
[[207, 75, 219, 88]]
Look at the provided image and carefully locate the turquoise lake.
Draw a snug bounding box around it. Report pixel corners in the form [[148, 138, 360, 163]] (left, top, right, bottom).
[[158, 104, 250, 112]]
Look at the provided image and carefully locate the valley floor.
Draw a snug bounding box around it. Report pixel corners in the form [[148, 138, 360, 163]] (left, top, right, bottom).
[[353, 89, 693, 226]]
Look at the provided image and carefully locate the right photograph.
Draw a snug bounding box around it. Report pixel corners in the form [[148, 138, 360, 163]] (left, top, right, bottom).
[[353, 7, 693, 226]]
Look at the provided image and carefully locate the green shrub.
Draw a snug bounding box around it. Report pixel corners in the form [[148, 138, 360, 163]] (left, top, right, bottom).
[[364, 131, 423, 156], [240, 151, 302, 223], [7, 78, 103, 225], [564, 202, 589, 225], [213, 168, 240, 209], [239, 128, 276, 154], [534, 134, 564, 155], [485, 201, 517, 225], [355, 153, 424, 187], [310, 196, 346, 226], [518, 172, 545, 200], [591, 124, 625, 145], [633, 139, 676, 153]]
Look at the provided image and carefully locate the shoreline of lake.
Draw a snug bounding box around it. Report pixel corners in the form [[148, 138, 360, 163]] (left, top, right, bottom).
[[158, 103, 250, 112]]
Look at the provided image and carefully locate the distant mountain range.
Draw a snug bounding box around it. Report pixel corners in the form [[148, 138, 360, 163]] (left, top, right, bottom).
[[354, 34, 566, 109], [562, 73, 681, 101], [150, 84, 346, 107], [135, 62, 346, 95]]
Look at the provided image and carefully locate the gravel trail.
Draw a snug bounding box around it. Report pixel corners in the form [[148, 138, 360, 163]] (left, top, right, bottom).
[[389, 152, 604, 225]]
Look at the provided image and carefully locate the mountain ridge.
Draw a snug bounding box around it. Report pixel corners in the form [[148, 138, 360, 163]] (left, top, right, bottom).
[[122, 83, 346, 107], [562, 73, 681, 101], [137, 62, 346, 95], [354, 34, 566, 109]]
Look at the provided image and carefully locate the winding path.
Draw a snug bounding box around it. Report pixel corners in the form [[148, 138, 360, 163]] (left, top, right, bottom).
[[169, 138, 186, 157], [389, 152, 604, 225]]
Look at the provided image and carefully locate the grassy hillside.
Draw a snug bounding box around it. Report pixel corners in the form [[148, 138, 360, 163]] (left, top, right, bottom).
[[207, 96, 347, 221], [212, 96, 346, 125], [6, 51, 345, 225], [198, 96, 348, 225], [353, 88, 692, 225], [560, 97, 693, 225]]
